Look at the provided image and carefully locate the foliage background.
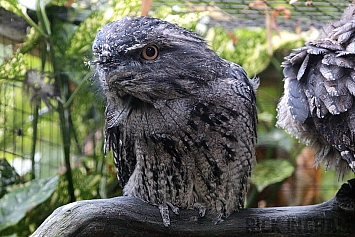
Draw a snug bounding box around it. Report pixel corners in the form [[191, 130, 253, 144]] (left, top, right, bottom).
[[0, 0, 352, 236]]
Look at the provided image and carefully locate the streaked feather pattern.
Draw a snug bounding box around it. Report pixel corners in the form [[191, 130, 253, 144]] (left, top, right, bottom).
[[91, 16, 258, 226]]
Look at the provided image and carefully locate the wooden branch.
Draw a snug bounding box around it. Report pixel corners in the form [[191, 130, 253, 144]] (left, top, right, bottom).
[[32, 179, 355, 237]]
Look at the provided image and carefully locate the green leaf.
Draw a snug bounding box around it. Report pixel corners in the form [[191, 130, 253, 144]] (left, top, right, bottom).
[[0, 52, 28, 81], [18, 25, 42, 55], [206, 27, 269, 76], [257, 129, 294, 152], [2, 234, 16, 237], [152, 5, 207, 31], [0, 0, 44, 37], [251, 159, 294, 192], [0, 27, 42, 82], [206, 27, 305, 77], [0, 176, 59, 231], [67, 0, 141, 57], [0, 0, 24, 17]]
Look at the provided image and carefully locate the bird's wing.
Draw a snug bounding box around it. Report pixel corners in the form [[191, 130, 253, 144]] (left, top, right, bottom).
[[225, 63, 258, 141], [277, 5, 355, 174], [184, 68, 258, 214]]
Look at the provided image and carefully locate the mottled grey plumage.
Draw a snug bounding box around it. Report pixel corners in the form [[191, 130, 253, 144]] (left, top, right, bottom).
[[91, 16, 258, 226], [277, 4, 355, 176]]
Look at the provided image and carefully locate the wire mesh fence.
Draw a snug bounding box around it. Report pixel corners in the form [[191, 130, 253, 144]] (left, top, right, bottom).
[[153, 0, 353, 31], [0, 27, 64, 179], [0, 77, 63, 179]]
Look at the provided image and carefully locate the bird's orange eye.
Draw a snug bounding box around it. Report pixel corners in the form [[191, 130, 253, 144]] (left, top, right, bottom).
[[141, 45, 158, 60]]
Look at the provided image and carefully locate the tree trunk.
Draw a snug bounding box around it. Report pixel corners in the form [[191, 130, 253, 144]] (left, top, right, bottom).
[[32, 179, 355, 237]]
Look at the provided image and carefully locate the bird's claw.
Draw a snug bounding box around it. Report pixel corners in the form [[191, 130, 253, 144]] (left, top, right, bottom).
[[193, 203, 207, 217], [214, 217, 224, 225], [158, 202, 180, 227], [159, 204, 171, 227], [167, 202, 180, 215]]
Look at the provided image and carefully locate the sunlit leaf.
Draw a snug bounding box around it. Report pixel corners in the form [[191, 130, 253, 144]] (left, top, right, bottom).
[[206, 27, 269, 76], [19, 27, 42, 55], [251, 159, 294, 192], [0, 176, 58, 231], [50, 0, 69, 6], [206, 26, 305, 77], [67, 0, 141, 56], [0, 26, 43, 82], [0, 0, 23, 17], [0, 52, 28, 81], [153, 5, 207, 31]]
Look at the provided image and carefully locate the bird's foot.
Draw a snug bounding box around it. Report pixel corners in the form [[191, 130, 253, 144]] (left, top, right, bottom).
[[192, 203, 225, 224], [193, 203, 207, 217], [167, 202, 180, 215], [158, 202, 180, 227], [159, 204, 170, 227], [214, 214, 224, 225]]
